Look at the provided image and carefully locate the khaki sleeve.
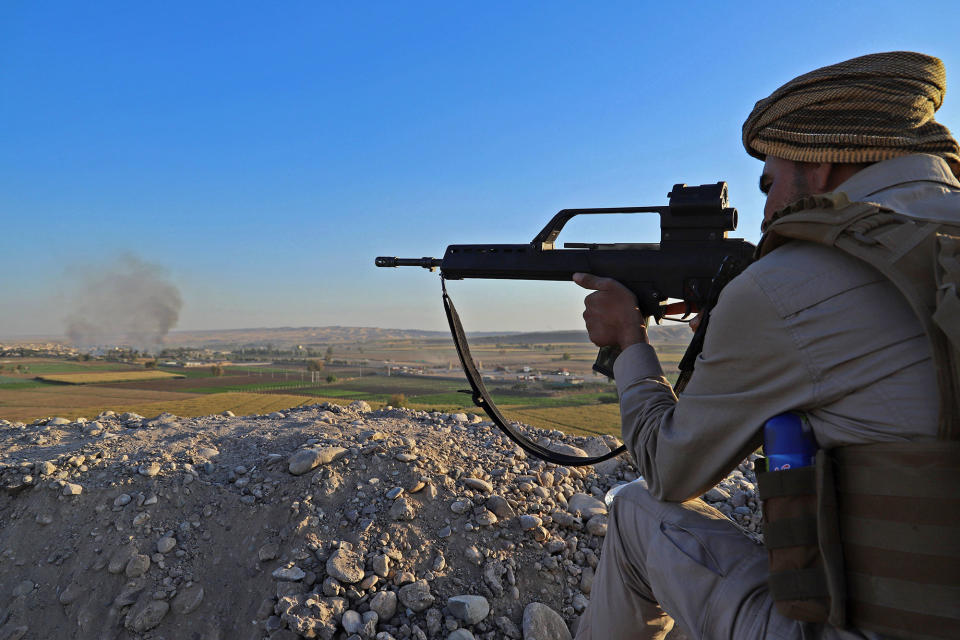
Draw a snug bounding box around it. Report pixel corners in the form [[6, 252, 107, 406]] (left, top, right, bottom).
[[612, 269, 815, 502]]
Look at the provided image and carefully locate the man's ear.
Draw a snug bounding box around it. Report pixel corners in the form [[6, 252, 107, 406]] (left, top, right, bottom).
[[805, 162, 836, 194], [811, 162, 869, 193]]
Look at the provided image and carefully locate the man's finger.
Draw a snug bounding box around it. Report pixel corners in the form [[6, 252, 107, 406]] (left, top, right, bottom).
[[572, 272, 618, 291], [663, 301, 700, 316]]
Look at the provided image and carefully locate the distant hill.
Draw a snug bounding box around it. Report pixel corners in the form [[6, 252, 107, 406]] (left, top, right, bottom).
[[164, 326, 509, 348], [164, 323, 691, 349]]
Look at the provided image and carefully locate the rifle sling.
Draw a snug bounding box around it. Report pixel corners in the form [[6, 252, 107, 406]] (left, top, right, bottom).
[[441, 278, 626, 467]]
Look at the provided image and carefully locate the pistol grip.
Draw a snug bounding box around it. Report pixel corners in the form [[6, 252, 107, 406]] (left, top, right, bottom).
[[593, 346, 621, 379]]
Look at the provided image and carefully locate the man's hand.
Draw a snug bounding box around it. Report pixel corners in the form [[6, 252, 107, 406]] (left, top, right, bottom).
[[573, 273, 649, 349], [663, 301, 702, 332]]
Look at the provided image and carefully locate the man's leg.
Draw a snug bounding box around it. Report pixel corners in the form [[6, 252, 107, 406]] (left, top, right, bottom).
[[574, 482, 789, 640], [573, 483, 677, 640]]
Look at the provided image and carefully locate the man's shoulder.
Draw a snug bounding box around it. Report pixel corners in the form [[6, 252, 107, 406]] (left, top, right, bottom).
[[739, 240, 883, 318]]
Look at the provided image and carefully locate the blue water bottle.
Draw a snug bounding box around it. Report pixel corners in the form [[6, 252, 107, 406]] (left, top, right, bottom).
[[764, 412, 818, 472]]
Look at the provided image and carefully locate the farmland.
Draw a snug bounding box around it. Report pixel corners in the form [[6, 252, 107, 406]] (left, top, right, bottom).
[[36, 370, 185, 384], [0, 328, 690, 437]]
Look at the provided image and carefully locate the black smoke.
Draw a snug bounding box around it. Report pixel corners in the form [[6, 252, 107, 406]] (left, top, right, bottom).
[[65, 255, 182, 353]]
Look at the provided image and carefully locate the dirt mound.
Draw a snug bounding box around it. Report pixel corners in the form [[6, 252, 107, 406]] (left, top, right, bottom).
[[0, 403, 762, 640]]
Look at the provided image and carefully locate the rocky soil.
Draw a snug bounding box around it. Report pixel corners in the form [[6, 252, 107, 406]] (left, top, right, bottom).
[[0, 401, 762, 640]]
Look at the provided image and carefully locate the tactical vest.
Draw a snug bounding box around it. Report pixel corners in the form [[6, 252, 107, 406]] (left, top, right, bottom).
[[753, 193, 960, 640]]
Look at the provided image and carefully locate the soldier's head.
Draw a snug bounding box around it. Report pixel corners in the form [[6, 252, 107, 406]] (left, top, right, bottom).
[[742, 51, 960, 222]]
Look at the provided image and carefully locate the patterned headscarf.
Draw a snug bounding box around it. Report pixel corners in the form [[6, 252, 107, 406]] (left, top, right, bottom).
[[743, 51, 960, 177]]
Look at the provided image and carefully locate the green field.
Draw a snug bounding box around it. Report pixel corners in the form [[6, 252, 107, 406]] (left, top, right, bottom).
[[1, 360, 141, 374], [37, 371, 185, 384]]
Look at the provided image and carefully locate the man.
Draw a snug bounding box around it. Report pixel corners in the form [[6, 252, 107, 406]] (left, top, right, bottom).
[[571, 51, 960, 639]]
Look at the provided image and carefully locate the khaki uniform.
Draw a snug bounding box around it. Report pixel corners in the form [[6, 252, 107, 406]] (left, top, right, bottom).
[[575, 154, 960, 640]]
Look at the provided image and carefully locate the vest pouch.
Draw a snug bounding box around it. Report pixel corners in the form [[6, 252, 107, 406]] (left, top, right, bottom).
[[758, 455, 833, 622], [833, 442, 960, 640]]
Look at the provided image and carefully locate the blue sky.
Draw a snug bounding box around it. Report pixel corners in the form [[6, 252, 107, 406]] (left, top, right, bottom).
[[3, 1, 959, 337]]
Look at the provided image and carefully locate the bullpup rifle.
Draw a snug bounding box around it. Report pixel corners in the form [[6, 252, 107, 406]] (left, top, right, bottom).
[[376, 182, 756, 466]]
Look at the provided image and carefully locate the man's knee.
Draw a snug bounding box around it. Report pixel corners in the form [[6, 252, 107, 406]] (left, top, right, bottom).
[[609, 481, 662, 517]]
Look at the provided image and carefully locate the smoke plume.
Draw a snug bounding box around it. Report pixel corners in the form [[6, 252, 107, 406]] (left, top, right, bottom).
[[65, 254, 182, 353]]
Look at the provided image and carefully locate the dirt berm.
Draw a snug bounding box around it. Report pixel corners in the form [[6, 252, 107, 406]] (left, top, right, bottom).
[[0, 402, 762, 640]]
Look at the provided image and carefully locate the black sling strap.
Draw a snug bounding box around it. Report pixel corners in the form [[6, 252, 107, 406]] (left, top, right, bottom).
[[441, 277, 626, 466]]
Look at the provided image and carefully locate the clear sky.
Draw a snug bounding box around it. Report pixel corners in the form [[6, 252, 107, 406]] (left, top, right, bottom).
[[3, 1, 959, 338]]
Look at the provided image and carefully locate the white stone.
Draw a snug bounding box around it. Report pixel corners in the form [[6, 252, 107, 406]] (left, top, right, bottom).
[[447, 594, 490, 625]]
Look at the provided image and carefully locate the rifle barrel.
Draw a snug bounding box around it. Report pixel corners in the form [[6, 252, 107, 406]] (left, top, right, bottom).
[[375, 256, 442, 269]]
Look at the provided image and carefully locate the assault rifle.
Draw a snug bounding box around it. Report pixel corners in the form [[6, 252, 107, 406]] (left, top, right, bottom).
[[376, 182, 756, 465]]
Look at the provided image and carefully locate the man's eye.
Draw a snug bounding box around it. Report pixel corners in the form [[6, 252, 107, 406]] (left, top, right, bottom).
[[759, 178, 772, 195]]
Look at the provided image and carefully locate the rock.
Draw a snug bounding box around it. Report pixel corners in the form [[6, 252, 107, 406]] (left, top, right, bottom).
[[546, 443, 588, 458], [259, 542, 280, 561], [288, 446, 347, 475], [114, 493, 132, 507], [464, 546, 483, 566], [583, 437, 621, 476], [486, 495, 516, 519], [369, 590, 398, 621], [157, 536, 176, 554], [447, 595, 489, 625], [482, 560, 505, 596], [126, 554, 151, 578], [474, 508, 497, 526], [349, 400, 371, 412], [398, 579, 435, 612], [447, 630, 475, 640], [462, 477, 493, 493], [48, 417, 71, 426], [37, 461, 56, 475], [272, 565, 306, 581], [172, 584, 205, 615], [372, 554, 391, 578], [389, 496, 417, 520], [196, 446, 219, 458], [567, 493, 606, 518], [361, 611, 379, 637], [572, 592, 589, 613], [62, 483, 83, 496], [579, 567, 595, 594], [704, 486, 730, 502], [518, 514, 542, 530], [327, 548, 364, 583], [495, 615, 522, 639], [125, 600, 169, 632], [585, 515, 608, 537], [450, 413, 469, 423], [138, 462, 161, 477], [522, 602, 572, 640], [342, 610, 363, 634]]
